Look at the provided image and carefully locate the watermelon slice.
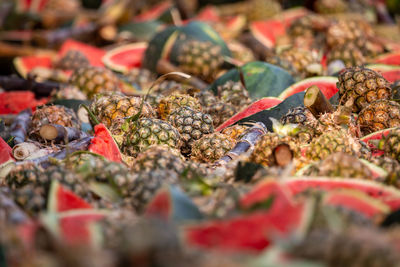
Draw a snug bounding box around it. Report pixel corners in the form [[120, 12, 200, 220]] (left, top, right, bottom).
[[373, 52, 400, 65], [278, 76, 338, 100], [184, 200, 311, 252], [284, 177, 400, 210], [88, 123, 123, 163], [58, 39, 105, 67], [13, 55, 53, 79], [323, 189, 390, 219], [216, 97, 282, 131], [366, 64, 400, 82], [0, 137, 14, 165], [48, 180, 92, 213], [0, 91, 48, 114], [360, 128, 395, 149], [102, 42, 147, 73]]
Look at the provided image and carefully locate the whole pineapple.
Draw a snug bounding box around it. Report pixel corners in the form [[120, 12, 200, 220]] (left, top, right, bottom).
[[69, 66, 120, 99], [191, 133, 235, 163], [217, 81, 252, 107], [205, 102, 237, 128], [327, 43, 366, 67], [167, 106, 214, 155], [245, 0, 281, 22], [377, 128, 400, 162], [304, 152, 373, 179], [131, 145, 185, 174], [288, 14, 328, 39], [337, 67, 392, 113], [326, 19, 373, 49], [314, 0, 347, 14], [280, 106, 314, 125], [250, 133, 299, 167], [121, 118, 181, 156], [146, 80, 185, 109], [30, 105, 80, 137], [158, 93, 202, 120], [372, 156, 400, 187], [195, 90, 218, 109], [357, 100, 400, 135], [123, 68, 156, 90], [306, 130, 362, 161], [220, 124, 249, 140], [90, 94, 155, 128], [55, 50, 90, 71], [177, 40, 224, 83]]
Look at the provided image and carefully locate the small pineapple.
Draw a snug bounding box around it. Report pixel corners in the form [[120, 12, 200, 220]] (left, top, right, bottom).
[[337, 67, 392, 113], [314, 0, 347, 14], [177, 40, 224, 83], [280, 106, 314, 125], [55, 50, 90, 71], [167, 106, 214, 155], [51, 85, 87, 100], [288, 14, 328, 39], [30, 105, 80, 137], [327, 43, 366, 67], [69, 66, 120, 99], [158, 93, 202, 120], [304, 152, 373, 179], [357, 100, 400, 135], [217, 81, 252, 107], [250, 133, 299, 167], [266, 55, 300, 78], [326, 19, 373, 49], [90, 94, 155, 128], [123, 68, 156, 90], [195, 90, 218, 108], [378, 128, 400, 162], [306, 130, 362, 161], [245, 0, 281, 22], [205, 102, 237, 128], [227, 41, 256, 64], [220, 124, 250, 140], [191, 132, 235, 163], [121, 118, 181, 156], [131, 145, 185, 174]]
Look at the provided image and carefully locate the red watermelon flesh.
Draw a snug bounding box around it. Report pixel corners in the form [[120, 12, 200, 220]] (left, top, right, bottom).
[[0, 137, 14, 165], [58, 39, 105, 67], [360, 128, 394, 149], [13, 55, 53, 78], [216, 97, 282, 131], [102, 43, 147, 72], [184, 201, 306, 252], [250, 20, 286, 48], [323, 190, 389, 219], [284, 177, 400, 208], [374, 52, 400, 65], [145, 189, 171, 220], [88, 123, 123, 163], [367, 64, 400, 82], [48, 181, 92, 213], [58, 210, 107, 246], [194, 6, 220, 23], [278, 77, 338, 100], [0, 91, 48, 115]]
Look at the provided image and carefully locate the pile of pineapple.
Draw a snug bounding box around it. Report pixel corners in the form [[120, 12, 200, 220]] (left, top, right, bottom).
[[3, 0, 400, 266]]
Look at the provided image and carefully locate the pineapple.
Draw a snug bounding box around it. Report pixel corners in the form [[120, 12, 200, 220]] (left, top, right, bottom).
[[220, 124, 250, 140], [177, 40, 224, 83], [327, 43, 366, 67], [167, 106, 214, 155], [5, 163, 43, 190], [205, 102, 237, 128], [30, 105, 80, 137], [191, 132, 235, 163], [90, 94, 155, 128], [280, 106, 314, 125], [357, 100, 400, 135], [217, 81, 252, 107], [306, 130, 363, 161], [314, 0, 347, 14], [121, 118, 181, 156], [51, 85, 87, 100], [372, 156, 400, 187], [377, 128, 400, 162], [227, 41, 256, 64], [326, 18, 373, 49], [69, 66, 120, 99], [131, 145, 185, 174], [55, 50, 90, 71], [266, 55, 300, 79], [245, 0, 281, 22], [195, 90, 218, 108], [288, 14, 328, 39], [250, 133, 299, 167], [337, 67, 392, 113], [146, 80, 185, 109], [123, 68, 156, 90], [304, 152, 373, 179], [158, 93, 202, 120]]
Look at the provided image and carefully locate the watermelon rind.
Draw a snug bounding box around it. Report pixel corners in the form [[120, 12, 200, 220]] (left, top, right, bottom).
[[278, 76, 338, 100], [102, 42, 148, 73]]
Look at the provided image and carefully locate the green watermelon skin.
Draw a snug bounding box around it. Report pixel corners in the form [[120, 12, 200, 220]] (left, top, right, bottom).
[[210, 61, 295, 100], [236, 92, 305, 131]]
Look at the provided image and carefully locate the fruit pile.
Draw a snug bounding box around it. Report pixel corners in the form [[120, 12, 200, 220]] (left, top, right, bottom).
[[2, 0, 400, 266]]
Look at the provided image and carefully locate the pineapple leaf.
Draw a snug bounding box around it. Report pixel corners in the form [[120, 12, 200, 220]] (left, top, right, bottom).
[[81, 104, 100, 126]]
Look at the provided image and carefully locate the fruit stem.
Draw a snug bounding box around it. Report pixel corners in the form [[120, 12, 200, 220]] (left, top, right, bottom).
[[39, 124, 89, 143], [304, 85, 334, 118]]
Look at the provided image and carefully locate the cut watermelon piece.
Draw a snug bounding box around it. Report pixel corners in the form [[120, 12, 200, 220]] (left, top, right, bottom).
[[0, 137, 14, 165], [58, 39, 106, 67], [102, 42, 147, 73], [360, 128, 395, 149], [373, 52, 400, 65], [216, 97, 282, 131], [366, 64, 400, 82], [323, 189, 390, 219], [88, 123, 122, 163], [133, 1, 172, 22], [284, 177, 400, 210], [278, 76, 338, 100], [145, 186, 203, 222], [48, 180, 92, 213], [13, 55, 53, 78], [184, 200, 311, 252], [0, 91, 48, 114]]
